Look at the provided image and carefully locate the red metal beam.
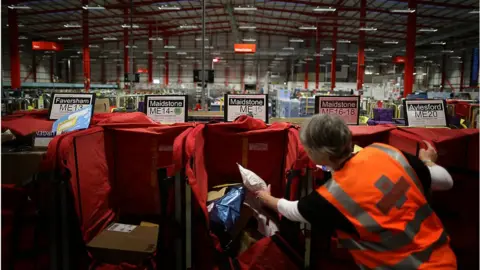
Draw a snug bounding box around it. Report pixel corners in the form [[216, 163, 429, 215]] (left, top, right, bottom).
[[403, 0, 417, 97], [83, 0, 90, 92], [9, 2, 21, 89], [357, 0, 366, 91], [148, 24, 153, 84]]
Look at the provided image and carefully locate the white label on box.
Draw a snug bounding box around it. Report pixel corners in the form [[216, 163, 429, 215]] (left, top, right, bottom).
[[158, 145, 173, 152], [34, 131, 56, 147], [108, 223, 137, 233], [225, 94, 268, 122], [145, 95, 187, 124], [49, 93, 95, 120], [316, 96, 360, 125], [249, 143, 268, 151], [405, 99, 447, 127]]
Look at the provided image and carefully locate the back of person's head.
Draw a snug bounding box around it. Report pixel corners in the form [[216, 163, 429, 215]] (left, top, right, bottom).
[[300, 114, 353, 166]]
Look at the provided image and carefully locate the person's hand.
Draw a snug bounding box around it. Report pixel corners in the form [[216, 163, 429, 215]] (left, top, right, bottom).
[[419, 140, 437, 164], [255, 184, 271, 199]]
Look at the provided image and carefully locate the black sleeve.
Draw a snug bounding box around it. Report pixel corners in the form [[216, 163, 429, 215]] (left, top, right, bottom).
[[297, 191, 359, 237], [402, 151, 431, 193]]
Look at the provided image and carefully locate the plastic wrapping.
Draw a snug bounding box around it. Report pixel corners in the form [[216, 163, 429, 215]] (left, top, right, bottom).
[[237, 164, 267, 193], [208, 185, 245, 232]]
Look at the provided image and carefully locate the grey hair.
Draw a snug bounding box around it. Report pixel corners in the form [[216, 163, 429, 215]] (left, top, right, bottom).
[[300, 114, 353, 162]]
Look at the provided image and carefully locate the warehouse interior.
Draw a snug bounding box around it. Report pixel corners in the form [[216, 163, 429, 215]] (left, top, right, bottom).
[[1, 1, 480, 270]]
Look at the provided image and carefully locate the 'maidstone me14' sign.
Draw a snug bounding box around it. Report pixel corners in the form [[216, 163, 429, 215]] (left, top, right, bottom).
[[315, 96, 360, 125], [144, 95, 188, 124]]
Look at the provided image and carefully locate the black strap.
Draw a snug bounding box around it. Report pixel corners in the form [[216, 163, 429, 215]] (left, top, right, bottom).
[[271, 234, 304, 268], [284, 169, 301, 200]]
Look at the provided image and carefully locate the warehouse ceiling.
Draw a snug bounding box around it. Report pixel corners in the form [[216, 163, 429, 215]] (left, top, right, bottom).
[[2, 0, 479, 65]]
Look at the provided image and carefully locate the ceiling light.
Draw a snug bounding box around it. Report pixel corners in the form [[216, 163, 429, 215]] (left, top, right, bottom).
[[121, 24, 139, 29], [468, 10, 479, 14], [158, 5, 181, 10], [383, 40, 399, 44], [7, 5, 31, 9], [442, 50, 454, 53], [177, 52, 187, 55], [149, 37, 163, 41], [336, 59, 344, 62], [416, 55, 427, 59], [239, 25, 256, 29], [103, 37, 117, 40], [114, 59, 122, 62], [390, 8, 415, 13], [431, 41, 446, 45], [359, 27, 377, 31], [234, 6, 257, 11], [305, 57, 313, 61], [64, 23, 81, 28], [143, 51, 153, 54], [186, 56, 195, 59], [70, 55, 80, 58], [380, 63, 388, 66], [205, 46, 214, 49], [283, 47, 295, 50], [382, 55, 392, 58], [58, 37, 72, 40], [274, 57, 283, 61], [418, 28, 437, 32], [82, 5, 105, 10], [365, 48, 375, 52], [18, 36, 28, 40], [125, 45, 138, 48], [348, 54, 357, 57], [338, 39, 351, 43], [156, 56, 165, 59], [424, 60, 433, 63], [313, 7, 336, 12], [453, 61, 463, 64], [450, 56, 462, 59], [342, 64, 350, 67], [110, 51, 120, 54], [195, 37, 208, 41], [164, 45, 176, 49], [299, 25, 317, 30], [98, 55, 108, 59], [242, 38, 256, 42], [314, 53, 324, 57], [89, 44, 99, 48], [179, 25, 198, 29], [298, 60, 306, 64], [366, 65, 374, 68], [323, 47, 335, 51], [289, 38, 304, 43]]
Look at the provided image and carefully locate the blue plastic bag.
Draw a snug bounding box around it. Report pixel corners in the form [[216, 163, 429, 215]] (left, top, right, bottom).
[[208, 185, 245, 232]]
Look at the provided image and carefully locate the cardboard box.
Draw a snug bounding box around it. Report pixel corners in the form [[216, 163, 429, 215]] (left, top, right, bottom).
[[94, 98, 111, 113], [1, 150, 46, 185], [87, 223, 158, 265]]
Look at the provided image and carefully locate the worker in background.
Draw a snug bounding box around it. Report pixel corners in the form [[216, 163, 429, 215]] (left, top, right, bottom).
[[255, 114, 456, 269], [194, 100, 202, 111]]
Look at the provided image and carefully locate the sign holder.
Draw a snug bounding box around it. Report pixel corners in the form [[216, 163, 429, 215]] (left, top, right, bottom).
[[48, 92, 95, 120], [144, 95, 188, 123], [224, 94, 269, 123], [315, 95, 360, 125], [403, 99, 448, 127]]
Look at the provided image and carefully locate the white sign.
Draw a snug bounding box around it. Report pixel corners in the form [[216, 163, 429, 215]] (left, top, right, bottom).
[[315, 96, 360, 125], [144, 95, 187, 124], [225, 94, 268, 122], [404, 99, 447, 127], [107, 223, 137, 233], [49, 93, 95, 120]]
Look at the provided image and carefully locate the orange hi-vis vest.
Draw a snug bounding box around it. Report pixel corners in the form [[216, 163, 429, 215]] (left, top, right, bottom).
[[317, 143, 457, 270]]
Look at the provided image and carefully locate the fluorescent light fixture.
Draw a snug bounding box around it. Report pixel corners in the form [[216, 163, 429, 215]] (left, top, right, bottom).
[[289, 38, 304, 43], [8, 5, 31, 9], [338, 39, 351, 43], [283, 47, 295, 50], [164, 45, 176, 49], [342, 64, 350, 67], [299, 25, 317, 30], [431, 41, 446, 45], [274, 57, 283, 61], [313, 7, 336, 12], [298, 60, 306, 64], [365, 48, 375, 52], [89, 44, 99, 48], [176, 52, 187, 55], [205, 46, 214, 49], [418, 28, 437, 32], [336, 59, 344, 62], [158, 5, 181, 10], [382, 55, 392, 58], [416, 55, 427, 59], [18, 36, 28, 40], [17, 24, 25, 27], [453, 61, 463, 64], [234, 6, 257, 11], [366, 65, 374, 68], [125, 45, 138, 48], [359, 27, 377, 31], [450, 56, 462, 59], [70, 55, 80, 58], [424, 60, 433, 63], [64, 23, 81, 28], [390, 8, 415, 13], [114, 59, 122, 62], [348, 54, 357, 57], [305, 57, 313, 61], [58, 37, 72, 40], [442, 50, 454, 53], [242, 38, 256, 42], [143, 51, 153, 54], [103, 37, 117, 40], [380, 63, 388, 66], [98, 55, 108, 58], [279, 52, 292, 56], [314, 53, 324, 57], [186, 56, 195, 59], [121, 24, 139, 29], [82, 5, 105, 10], [383, 40, 399, 44], [149, 37, 163, 41], [468, 10, 479, 14], [323, 47, 335, 51], [156, 56, 165, 59], [239, 25, 256, 29], [195, 37, 208, 41], [179, 25, 198, 29]]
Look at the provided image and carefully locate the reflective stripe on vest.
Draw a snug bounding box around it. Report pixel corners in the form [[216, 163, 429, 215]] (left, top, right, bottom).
[[357, 231, 449, 270], [324, 178, 434, 250]]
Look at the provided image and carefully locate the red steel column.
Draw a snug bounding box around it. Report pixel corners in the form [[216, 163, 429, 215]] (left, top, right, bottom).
[[331, 17, 338, 92], [147, 24, 153, 84], [460, 51, 465, 91], [8, 2, 21, 89], [164, 38, 169, 85], [123, 8, 129, 83], [357, 0, 366, 91], [315, 38, 320, 89], [404, 0, 417, 97], [83, 0, 90, 91], [440, 52, 446, 92]]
